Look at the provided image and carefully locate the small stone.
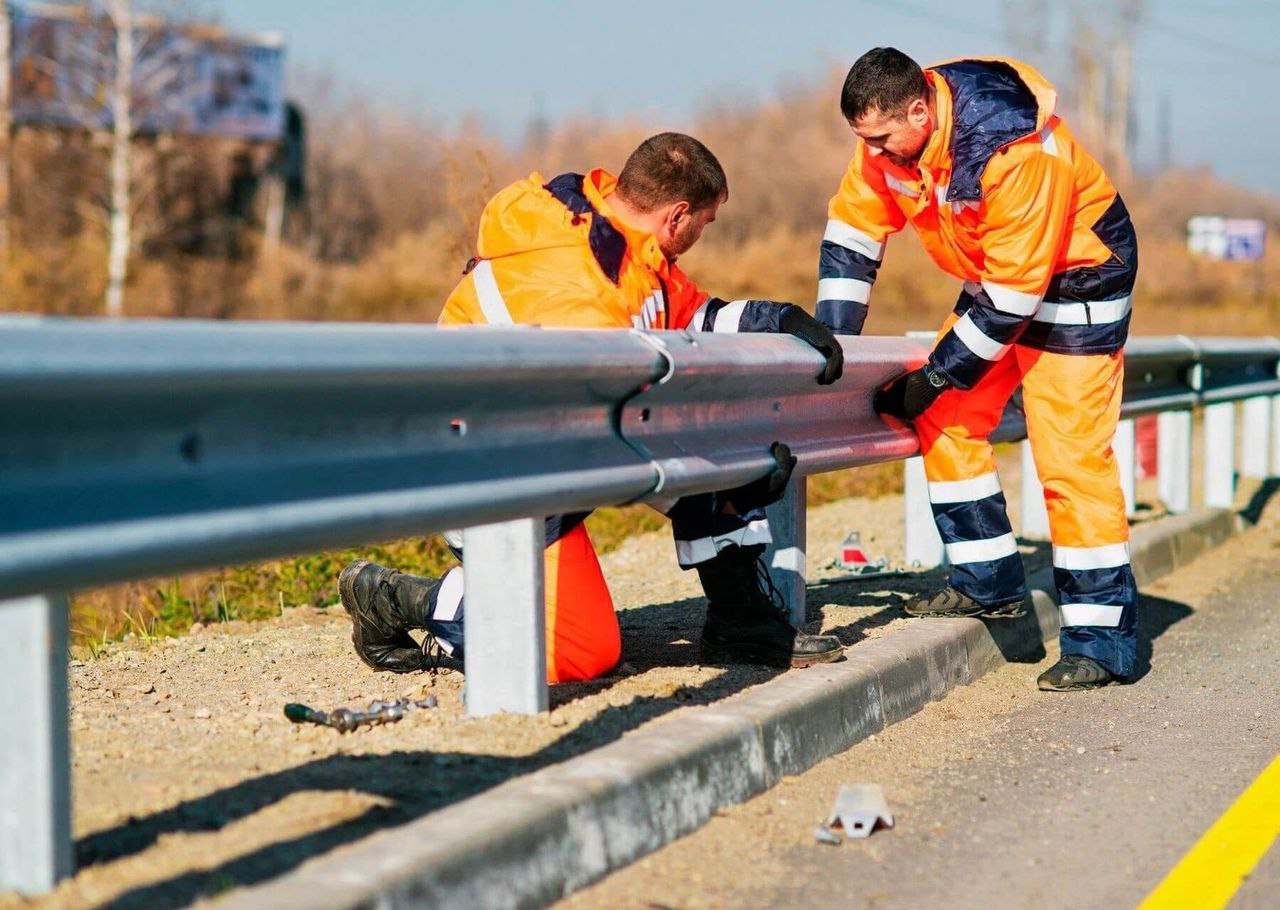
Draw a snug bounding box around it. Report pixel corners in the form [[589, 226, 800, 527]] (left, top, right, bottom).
[[1076, 747, 1086, 754], [190, 622, 205, 633], [136, 683, 156, 695], [194, 708, 212, 719]]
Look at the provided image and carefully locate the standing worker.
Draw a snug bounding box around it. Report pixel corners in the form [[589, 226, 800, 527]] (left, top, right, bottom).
[[341, 132, 846, 684], [818, 49, 1138, 691]]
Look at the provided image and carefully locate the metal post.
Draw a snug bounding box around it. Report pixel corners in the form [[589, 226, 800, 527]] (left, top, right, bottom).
[[903, 456, 944, 569], [1019, 440, 1050, 540], [1203, 402, 1236, 509], [462, 519, 547, 716], [1157, 410, 1192, 514], [765, 477, 807, 626], [0, 595, 72, 895], [1271, 395, 1280, 478], [1113, 418, 1137, 517], [1241, 396, 1272, 479]]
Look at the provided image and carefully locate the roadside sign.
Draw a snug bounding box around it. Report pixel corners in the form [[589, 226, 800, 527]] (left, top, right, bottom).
[[1187, 216, 1266, 262]]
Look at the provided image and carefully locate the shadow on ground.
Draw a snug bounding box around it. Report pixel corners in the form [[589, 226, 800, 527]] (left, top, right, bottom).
[[75, 526, 1205, 908]]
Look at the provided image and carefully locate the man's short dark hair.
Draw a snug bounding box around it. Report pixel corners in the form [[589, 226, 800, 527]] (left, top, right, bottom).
[[840, 47, 928, 122], [617, 132, 727, 213]]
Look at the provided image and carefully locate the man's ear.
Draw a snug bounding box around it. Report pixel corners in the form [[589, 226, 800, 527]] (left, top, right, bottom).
[[907, 96, 929, 127], [666, 200, 692, 230]]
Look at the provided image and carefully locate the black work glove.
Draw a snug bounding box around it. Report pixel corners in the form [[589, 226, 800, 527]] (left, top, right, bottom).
[[873, 365, 949, 421], [778, 305, 843, 385], [723, 441, 798, 513]]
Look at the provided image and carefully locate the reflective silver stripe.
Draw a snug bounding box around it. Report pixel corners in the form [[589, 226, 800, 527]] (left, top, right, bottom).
[[638, 290, 665, 330], [1034, 296, 1132, 326], [691, 300, 711, 330], [944, 532, 1018, 565], [885, 175, 920, 198], [934, 183, 948, 207], [1053, 542, 1131, 570], [471, 260, 513, 326], [710, 299, 749, 333], [674, 518, 772, 567], [954, 311, 1011, 361], [432, 567, 465, 621], [928, 471, 1003, 504], [1040, 122, 1060, 157], [817, 277, 872, 304], [982, 280, 1042, 316], [823, 219, 884, 260], [1060, 602, 1123, 628]]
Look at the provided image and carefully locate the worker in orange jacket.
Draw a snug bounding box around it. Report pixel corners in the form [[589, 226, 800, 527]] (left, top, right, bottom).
[[819, 49, 1138, 691], [340, 133, 845, 684]]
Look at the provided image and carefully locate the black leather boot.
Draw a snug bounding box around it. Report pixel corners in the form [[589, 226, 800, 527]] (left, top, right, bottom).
[[339, 560, 439, 673], [696, 545, 843, 669]]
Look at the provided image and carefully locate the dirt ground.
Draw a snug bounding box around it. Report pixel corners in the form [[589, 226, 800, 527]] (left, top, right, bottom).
[[0, 452, 1199, 910]]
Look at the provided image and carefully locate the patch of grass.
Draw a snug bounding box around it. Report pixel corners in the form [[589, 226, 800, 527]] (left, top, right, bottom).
[[69, 464, 904, 656]]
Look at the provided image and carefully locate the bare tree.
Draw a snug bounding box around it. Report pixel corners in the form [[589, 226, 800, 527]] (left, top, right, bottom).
[[103, 0, 132, 317], [14, 1, 193, 316], [1, 0, 12, 266]]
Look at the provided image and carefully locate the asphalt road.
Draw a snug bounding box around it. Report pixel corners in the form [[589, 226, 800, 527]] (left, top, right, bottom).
[[562, 504, 1280, 909]]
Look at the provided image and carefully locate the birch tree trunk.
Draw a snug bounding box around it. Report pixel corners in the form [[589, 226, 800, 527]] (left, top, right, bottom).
[[0, 0, 13, 267], [104, 0, 133, 319]]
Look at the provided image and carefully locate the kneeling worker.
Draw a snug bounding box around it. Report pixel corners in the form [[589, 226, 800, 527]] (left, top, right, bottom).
[[340, 132, 846, 684]]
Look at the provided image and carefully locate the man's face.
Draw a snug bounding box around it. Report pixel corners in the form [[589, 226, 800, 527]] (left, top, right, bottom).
[[850, 99, 931, 169], [659, 195, 723, 260]]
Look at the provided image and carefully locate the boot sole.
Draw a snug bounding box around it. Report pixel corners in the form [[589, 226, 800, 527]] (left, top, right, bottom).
[[339, 561, 424, 674], [701, 640, 844, 670], [1037, 676, 1113, 692]]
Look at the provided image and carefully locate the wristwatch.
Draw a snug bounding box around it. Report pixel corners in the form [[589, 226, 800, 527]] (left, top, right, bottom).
[[923, 364, 949, 389]]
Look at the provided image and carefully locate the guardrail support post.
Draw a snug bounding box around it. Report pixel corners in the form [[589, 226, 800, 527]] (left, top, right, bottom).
[[0, 594, 72, 895], [1113, 418, 1137, 517], [1019, 440, 1050, 540], [1158, 410, 1193, 514], [462, 520, 547, 716], [765, 477, 807, 626], [1203, 402, 1237, 509], [1272, 395, 1280, 478], [904, 456, 944, 569], [1241, 396, 1272, 479]]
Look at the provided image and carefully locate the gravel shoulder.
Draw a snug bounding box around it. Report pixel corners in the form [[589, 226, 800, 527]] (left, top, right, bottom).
[[1, 451, 1192, 909]]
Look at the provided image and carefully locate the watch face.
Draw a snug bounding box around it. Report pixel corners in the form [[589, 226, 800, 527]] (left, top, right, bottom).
[[927, 368, 947, 388]]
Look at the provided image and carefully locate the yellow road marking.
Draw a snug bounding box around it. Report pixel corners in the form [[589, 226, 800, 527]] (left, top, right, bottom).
[[1139, 754, 1280, 909]]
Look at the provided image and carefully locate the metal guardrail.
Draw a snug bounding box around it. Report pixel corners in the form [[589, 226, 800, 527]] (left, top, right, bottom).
[[1, 317, 1279, 894]]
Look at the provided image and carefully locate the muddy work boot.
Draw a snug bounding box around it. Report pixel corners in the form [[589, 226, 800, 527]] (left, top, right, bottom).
[[696, 545, 843, 669], [339, 560, 439, 673], [904, 586, 1027, 620], [1036, 654, 1115, 691]]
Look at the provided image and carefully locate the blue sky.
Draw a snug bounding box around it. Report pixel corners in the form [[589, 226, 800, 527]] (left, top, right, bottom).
[[209, 0, 1280, 194]]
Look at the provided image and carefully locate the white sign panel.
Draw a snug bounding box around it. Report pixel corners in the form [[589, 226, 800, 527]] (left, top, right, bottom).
[[1187, 216, 1267, 262]]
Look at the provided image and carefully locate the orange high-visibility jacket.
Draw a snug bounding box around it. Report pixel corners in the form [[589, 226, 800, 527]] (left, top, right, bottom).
[[440, 168, 711, 330], [819, 57, 1138, 389]]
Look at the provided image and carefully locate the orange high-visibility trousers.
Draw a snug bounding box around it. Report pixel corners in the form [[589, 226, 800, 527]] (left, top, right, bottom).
[[914, 328, 1138, 676]]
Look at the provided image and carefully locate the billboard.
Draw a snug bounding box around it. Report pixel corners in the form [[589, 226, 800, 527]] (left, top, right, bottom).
[[8, 2, 285, 141], [1187, 216, 1267, 262]]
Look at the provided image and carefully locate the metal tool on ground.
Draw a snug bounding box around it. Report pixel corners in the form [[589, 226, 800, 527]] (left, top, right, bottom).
[[815, 783, 894, 843], [284, 695, 438, 733]]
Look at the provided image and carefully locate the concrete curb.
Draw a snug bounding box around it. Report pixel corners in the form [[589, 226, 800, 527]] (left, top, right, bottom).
[[217, 507, 1244, 910]]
